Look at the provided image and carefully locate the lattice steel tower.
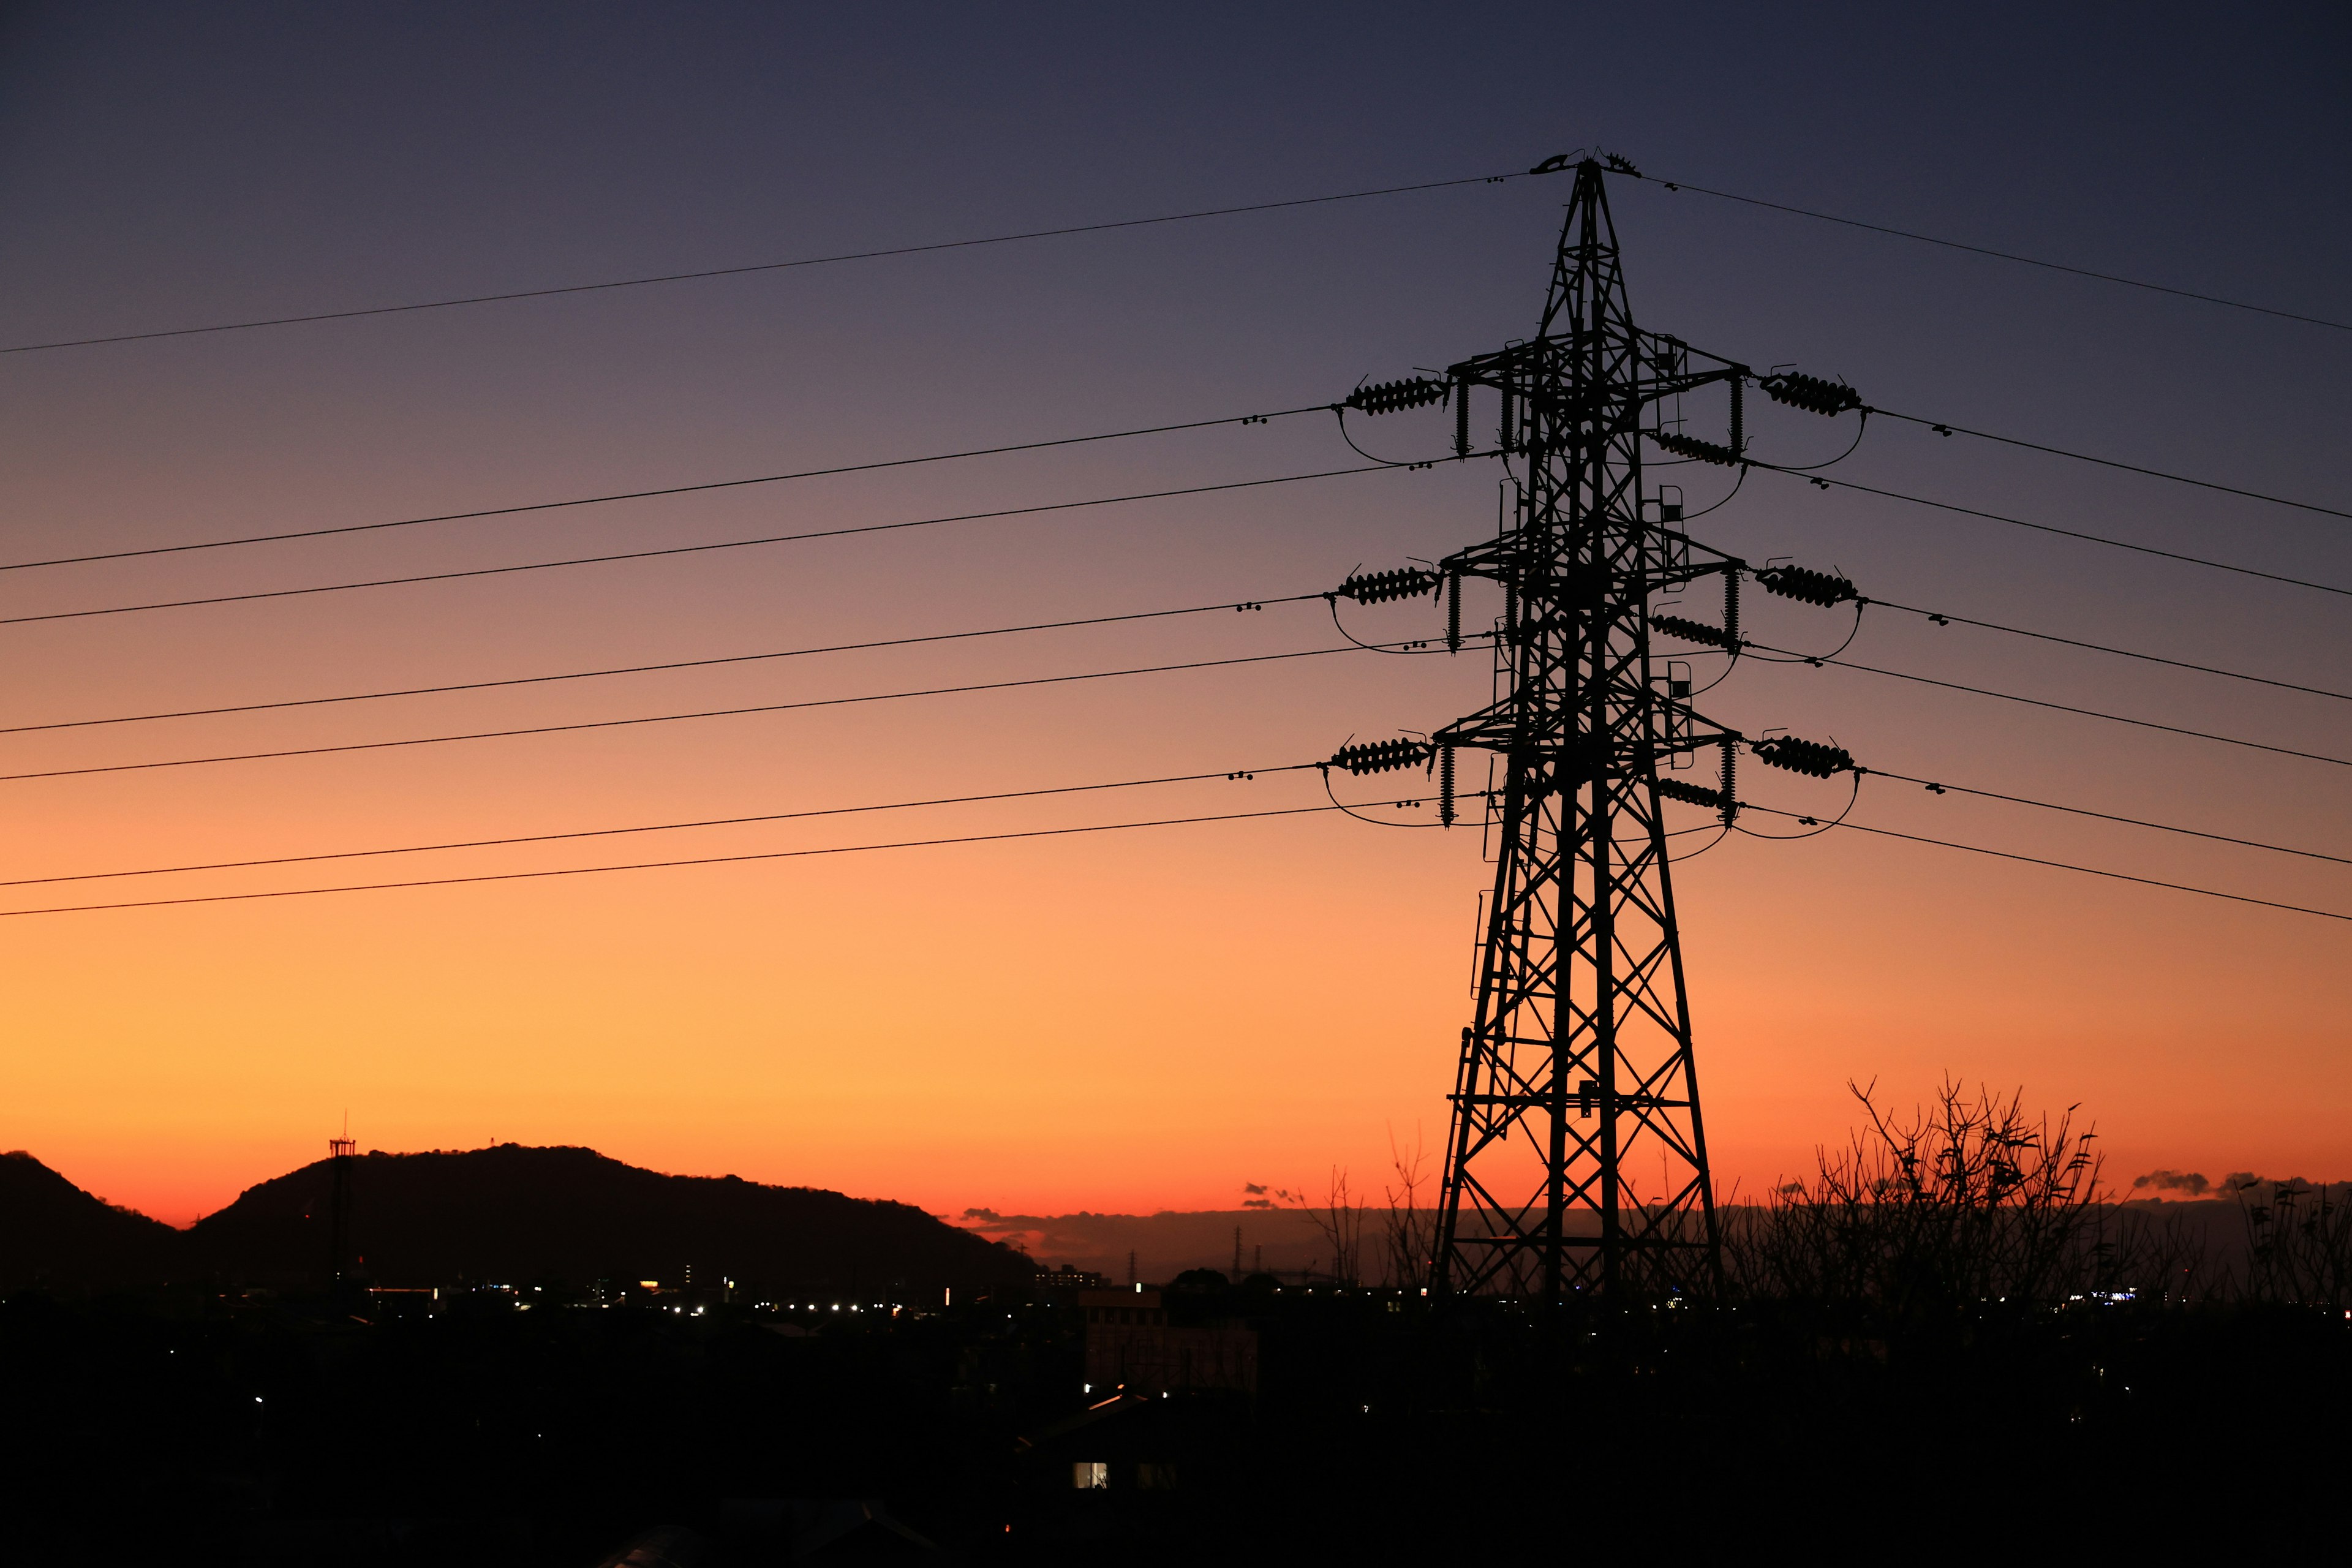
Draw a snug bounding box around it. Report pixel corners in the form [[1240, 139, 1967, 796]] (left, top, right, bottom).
[[1424, 157, 1746, 1298]]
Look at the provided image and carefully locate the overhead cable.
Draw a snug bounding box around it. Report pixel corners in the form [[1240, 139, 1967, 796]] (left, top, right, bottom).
[[27, 785, 2342, 925], [0, 764, 1316, 887], [1747, 639, 2352, 768], [1864, 595, 2352, 703], [1740, 804, 2351, 925], [0, 594, 1319, 735], [1627, 168, 2352, 335], [1870, 407, 2352, 523], [1760, 468, 2352, 599], [0, 804, 1358, 918], [4, 169, 1527, 356], [0, 465, 1395, 627], [1862, 768, 2352, 868], [0, 405, 1331, 572], [0, 642, 1433, 785]]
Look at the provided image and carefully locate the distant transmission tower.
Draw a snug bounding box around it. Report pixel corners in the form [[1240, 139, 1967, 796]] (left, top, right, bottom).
[[1335, 155, 1759, 1298], [328, 1122, 356, 1297]]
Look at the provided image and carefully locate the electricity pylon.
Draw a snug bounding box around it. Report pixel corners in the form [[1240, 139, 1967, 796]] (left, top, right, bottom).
[[328, 1130, 356, 1297], [1424, 157, 1745, 1299]]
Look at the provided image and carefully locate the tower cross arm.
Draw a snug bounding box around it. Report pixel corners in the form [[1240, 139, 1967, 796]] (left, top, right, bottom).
[[1442, 333, 1747, 401], [1429, 537, 1742, 591], [1427, 704, 1523, 756]]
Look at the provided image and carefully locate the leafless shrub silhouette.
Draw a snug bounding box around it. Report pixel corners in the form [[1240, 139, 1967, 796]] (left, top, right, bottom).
[[2231, 1177, 2352, 1306], [1727, 1078, 2205, 1309], [1381, 1126, 1433, 1289], [1272, 1168, 1368, 1287]]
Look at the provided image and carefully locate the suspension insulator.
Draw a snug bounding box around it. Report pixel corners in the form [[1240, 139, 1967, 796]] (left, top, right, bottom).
[[1719, 739, 1739, 825], [1755, 564, 1860, 607], [1752, 735, 1856, 778], [1499, 388, 1517, 453], [1330, 737, 1432, 777], [1446, 570, 1463, 654], [1439, 743, 1458, 827], [1730, 374, 1744, 458], [1757, 371, 1864, 417], [1336, 566, 1439, 605], [1723, 567, 1741, 647], [1651, 612, 1738, 650], [1656, 776, 1727, 810], [1345, 375, 1450, 416], [1455, 379, 1471, 456], [1653, 429, 1742, 467]]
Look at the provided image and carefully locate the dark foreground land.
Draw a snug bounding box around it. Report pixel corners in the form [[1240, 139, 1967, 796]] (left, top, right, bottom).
[[7, 1279, 2350, 1564]]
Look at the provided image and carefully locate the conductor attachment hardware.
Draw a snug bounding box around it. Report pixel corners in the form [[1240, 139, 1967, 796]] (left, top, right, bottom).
[[1652, 429, 1743, 467], [1656, 777, 1727, 810], [1651, 612, 1740, 651], [1751, 734, 1857, 778], [1757, 370, 1863, 417], [1336, 567, 1439, 605], [1346, 375, 1451, 415], [1329, 737, 1433, 777], [1754, 564, 1861, 607], [1660, 739, 1741, 828]]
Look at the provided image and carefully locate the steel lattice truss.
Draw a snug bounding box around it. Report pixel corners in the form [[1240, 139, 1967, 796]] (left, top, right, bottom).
[[1428, 159, 1742, 1299]]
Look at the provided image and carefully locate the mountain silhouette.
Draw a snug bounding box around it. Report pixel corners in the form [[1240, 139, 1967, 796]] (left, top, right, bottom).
[[187, 1143, 1030, 1296], [0, 1150, 183, 1289]]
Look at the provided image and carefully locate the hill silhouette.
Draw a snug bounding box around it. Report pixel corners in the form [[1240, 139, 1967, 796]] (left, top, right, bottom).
[[0, 1150, 182, 1290], [187, 1143, 1030, 1297]]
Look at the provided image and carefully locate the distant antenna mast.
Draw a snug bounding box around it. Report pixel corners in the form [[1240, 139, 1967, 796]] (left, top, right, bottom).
[[328, 1115, 356, 1298]]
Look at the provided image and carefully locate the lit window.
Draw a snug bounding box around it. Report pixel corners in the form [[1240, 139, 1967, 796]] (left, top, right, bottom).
[[1074, 1461, 1108, 1490]]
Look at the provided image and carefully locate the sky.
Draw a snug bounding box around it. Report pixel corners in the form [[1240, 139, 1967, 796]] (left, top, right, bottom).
[[1, 1, 2346, 1226]]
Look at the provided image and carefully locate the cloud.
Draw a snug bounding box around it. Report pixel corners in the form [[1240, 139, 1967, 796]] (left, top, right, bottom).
[[1242, 1183, 1267, 1196], [2132, 1170, 2211, 1196], [960, 1207, 1001, 1221], [1242, 1199, 1272, 1210]]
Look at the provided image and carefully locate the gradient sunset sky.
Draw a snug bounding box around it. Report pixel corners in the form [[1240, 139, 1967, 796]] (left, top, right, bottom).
[[2, 2, 2346, 1226]]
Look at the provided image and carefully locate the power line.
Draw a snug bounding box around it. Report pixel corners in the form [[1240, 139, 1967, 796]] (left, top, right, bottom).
[[1765, 469, 2352, 598], [1740, 804, 2351, 924], [3, 169, 1526, 356], [1, 404, 1332, 572], [0, 803, 1359, 918], [17, 771, 2342, 924], [0, 594, 1321, 735], [0, 643, 1420, 785], [0, 464, 1396, 627], [1861, 767, 2352, 868], [1863, 596, 2352, 703], [1746, 638, 2352, 768], [0, 764, 1316, 887], [1871, 407, 2352, 523], [1628, 167, 2352, 334]]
